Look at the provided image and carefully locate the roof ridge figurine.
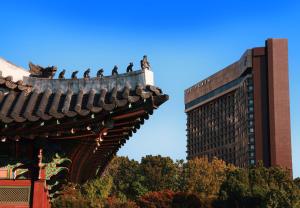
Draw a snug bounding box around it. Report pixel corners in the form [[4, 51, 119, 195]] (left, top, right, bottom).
[[58, 70, 66, 79], [71, 71, 78, 79], [141, 55, 150, 71], [84, 68, 90, 79], [126, 62, 133, 72], [29, 62, 57, 79], [112, 65, 118, 75], [97, 68, 104, 78]]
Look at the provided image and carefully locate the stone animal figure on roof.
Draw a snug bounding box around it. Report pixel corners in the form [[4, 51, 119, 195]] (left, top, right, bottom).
[[84, 68, 91, 79], [29, 62, 57, 79], [97, 68, 104, 78], [71, 71, 78, 79], [58, 70, 66, 79], [112, 65, 118, 75], [127, 62, 134, 72], [141, 55, 150, 70]]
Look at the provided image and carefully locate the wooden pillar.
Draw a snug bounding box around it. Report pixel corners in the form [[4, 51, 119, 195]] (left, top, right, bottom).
[[32, 179, 50, 208]]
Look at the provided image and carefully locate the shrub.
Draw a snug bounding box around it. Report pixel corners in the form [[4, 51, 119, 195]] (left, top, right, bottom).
[[172, 192, 202, 208], [104, 196, 139, 208], [52, 196, 93, 208], [137, 190, 175, 208]]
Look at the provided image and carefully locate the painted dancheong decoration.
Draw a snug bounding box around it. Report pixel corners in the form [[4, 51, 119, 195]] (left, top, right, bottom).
[[0, 56, 168, 208]]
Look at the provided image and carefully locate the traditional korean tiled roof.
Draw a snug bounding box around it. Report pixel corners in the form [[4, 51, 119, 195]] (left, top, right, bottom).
[[0, 71, 164, 124], [0, 59, 168, 183], [0, 75, 32, 93]]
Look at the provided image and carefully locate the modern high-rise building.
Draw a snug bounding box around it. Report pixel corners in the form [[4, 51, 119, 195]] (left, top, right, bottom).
[[184, 39, 292, 171]]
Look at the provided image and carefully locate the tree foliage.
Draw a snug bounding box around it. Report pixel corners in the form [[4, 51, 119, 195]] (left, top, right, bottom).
[[82, 174, 113, 201], [139, 155, 180, 192], [295, 177, 300, 189], [218, 164, 300, 208], [182, 157, 236, 197], [105, 156, 147, 200], [137, 190, 175, 208], [52, 156, 300, 208], [172, 192, 203, 208], [52, 183, 92, 208]]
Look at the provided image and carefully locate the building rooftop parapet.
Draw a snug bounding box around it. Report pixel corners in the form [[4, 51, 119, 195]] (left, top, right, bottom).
[[184, 50, 252, 104]]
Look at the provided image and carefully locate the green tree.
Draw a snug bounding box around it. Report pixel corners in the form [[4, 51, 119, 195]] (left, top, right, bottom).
[[218, 163, 300, 208], [82, 174, 113, 201], [218, 168, 255, 208], [139, 155, 179, 192], [294, 177, 300, 189], [105, 156, 147, 200]]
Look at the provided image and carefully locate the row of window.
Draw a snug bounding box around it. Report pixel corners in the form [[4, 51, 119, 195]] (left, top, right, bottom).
[[187, 75, 257, 168], [247, 77, 256, 165]]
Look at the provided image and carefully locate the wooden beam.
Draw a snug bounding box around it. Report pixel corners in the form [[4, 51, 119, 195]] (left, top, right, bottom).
[[0, 112, 108, 136], [114, 120, 139, 127], [112, 109, 145, 120], [107, 127, 131, 133], [49, 133, 96, 140]]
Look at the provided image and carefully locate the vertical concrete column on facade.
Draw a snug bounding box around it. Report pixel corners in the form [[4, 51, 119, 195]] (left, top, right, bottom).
[[252, 47, 265, 165], [267, 38, 292, 172], [252, 47, 271, 167]]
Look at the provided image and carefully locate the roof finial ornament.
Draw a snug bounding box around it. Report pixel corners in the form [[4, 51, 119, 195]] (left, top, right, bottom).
[[29, 62, 57, 79], [112, 65, 118, 76], [38, 149, 46, 180], [141, 55, 151, 70], [126, 62, 134, 73], [97, 68, 104, 78], [58, 70, 66, 79], [71, 71, 78, 79], [84, 68, 91, 79]]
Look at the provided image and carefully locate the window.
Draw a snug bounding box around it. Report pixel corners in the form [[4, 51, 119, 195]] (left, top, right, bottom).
[[249, 99, 254, 105]]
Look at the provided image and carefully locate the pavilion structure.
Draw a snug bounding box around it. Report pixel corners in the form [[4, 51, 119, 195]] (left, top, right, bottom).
[[0, 57, 168, 208]]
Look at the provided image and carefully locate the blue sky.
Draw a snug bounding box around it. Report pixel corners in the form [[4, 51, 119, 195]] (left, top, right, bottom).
[[0, 0, 299, 177]]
